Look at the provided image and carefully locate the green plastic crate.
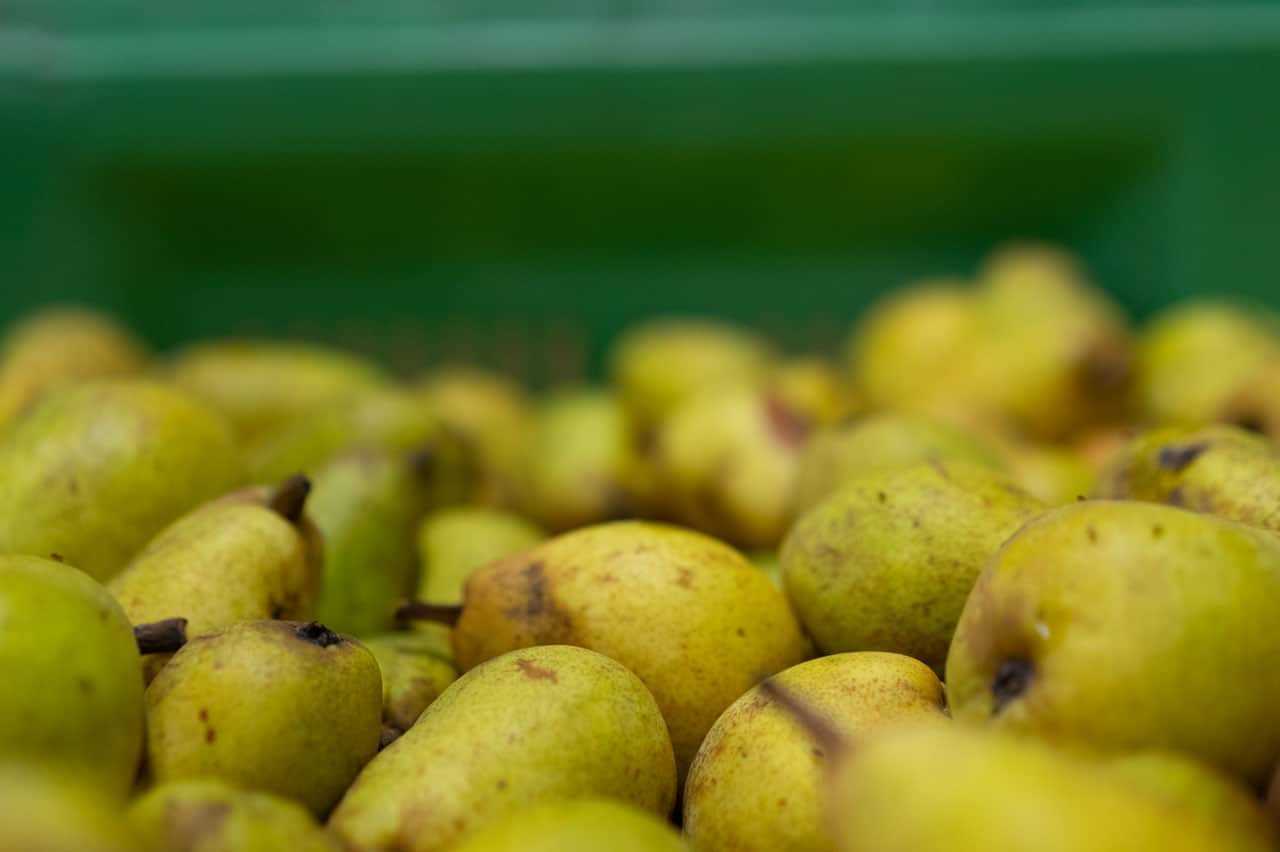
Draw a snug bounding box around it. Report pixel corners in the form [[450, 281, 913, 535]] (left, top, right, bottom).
[[4, 3, 1280, 379]]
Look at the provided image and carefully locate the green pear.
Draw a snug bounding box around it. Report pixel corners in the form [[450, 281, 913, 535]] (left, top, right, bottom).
[[129, 779, 341, 852], [795, 412, 1000, 512], [169, 340, 388, 440], [0, 555, 144, 800], [418, 521, 811, 779], [610, 317, 774, 431], [1092, 424, 1280, 534], [146, 620, 382, 816], [361, 632, 457, 741], [749, 551, 784, 589], [946, 500, 1280, 785], [0, 306, 145, 427], [0, 763, 146, 852], [449, 798, 688, 852], [1222, 358, 1280, 440], [109, 476, 323, 680], [654, 383, 812, 549], [684, 652, 947, 852], [415, 507, 544, 605], [308, 450, 434, 636], [328, 645, 677, 852], [784, 461, 1043, 671], [416, 365, 532, 508], [1137, 300, 1280, 426], [0, 379, 240, 581]]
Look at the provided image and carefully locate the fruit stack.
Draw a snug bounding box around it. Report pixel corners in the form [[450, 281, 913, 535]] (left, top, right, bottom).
[[1, 242, 1278, 852]]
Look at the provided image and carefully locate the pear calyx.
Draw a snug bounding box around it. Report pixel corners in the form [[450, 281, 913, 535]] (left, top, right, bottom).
[[267, 474, 311, 524], [991, 657, 1034, 714], [295, 621, 342, 647], [395, 599, 464, 627], [134, 617, 189, 655]]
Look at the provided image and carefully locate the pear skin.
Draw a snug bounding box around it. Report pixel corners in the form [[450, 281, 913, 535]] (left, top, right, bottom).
[[768, 357, 859, 426], [415, 507, 544, 606], [1222, 358, 1280, 441], [0, 763, 146, 852], [448, 799, 688, 852], [361, 632, 457, 739], [328, 645, 677, 852]]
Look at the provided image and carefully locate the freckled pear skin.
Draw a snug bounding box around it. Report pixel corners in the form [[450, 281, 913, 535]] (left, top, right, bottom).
[[447, 798, 689, 852], [946, 500, 1280, 786], [450, 521, 812, 778], [328, 645, 677, 852]]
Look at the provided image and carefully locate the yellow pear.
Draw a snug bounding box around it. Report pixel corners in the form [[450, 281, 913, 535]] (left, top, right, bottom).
[[1222, 358, 1280, 440], [768, 357, 859, 425], [449, 798, 688, 852], [0, 763, 146, 852]]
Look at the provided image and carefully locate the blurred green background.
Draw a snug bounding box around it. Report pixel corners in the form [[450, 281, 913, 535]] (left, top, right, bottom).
[[4, 2, 1280, 380]]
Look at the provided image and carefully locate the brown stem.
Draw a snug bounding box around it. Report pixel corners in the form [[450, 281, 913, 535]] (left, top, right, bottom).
[[268, 474, 311, 524], [134, 618, 189, 655], [408, 444, 437, 480], [757, 677, 847, 758], [395, 599, 463, 627]]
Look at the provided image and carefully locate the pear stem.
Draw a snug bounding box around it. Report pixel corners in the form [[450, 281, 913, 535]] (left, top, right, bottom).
[[134, 618, 189, 655], [395, 599, 463, 627], [268, 474, 311, 524], [757, 677, 847, 758]]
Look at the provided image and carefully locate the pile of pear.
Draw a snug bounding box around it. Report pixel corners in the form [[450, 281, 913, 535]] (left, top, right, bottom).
[[2, 238, 1280, 852]]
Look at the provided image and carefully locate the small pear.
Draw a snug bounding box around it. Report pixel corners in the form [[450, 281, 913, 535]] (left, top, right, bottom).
[[0, 306, 145, 426], [1092, 424, 1280, 534], [0, 763, 145, 852], [0, 379, 241, 581], [449, 798, 688, 852], [784, 461, 1044, 671], [795, 412, 1000, 512], [328, 645, 677, 852], [1222, 358, 1280, 440], [946, 500, 1280, 785], [109, 476, 323, 680], [361, 632, 457, 740], [146, 620, 382, 816], [415, 507, 544, 606], [169, 340, 388, 440], [610, 317, 774, 431], [684, 653, 947, 852], [129, 779, 341, 852], [768, 358, 859, 425], [0, 555, 144, 800]]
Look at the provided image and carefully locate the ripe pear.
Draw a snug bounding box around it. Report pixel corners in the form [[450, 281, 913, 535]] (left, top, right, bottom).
[[109, 476, 323, 680], [684, 652, 947, 852], [449, 798, 688, 852], [416, 365, 532, 507], [0, 379, 240, 581], [433, 521, 811, 779], [768, 357, 859, 425], [308, 450, 434, 636], [1092, 424, 1280, 534], [1223, 358, 1280, 440], [610, 317, 774, 431], [361, 632, 457, 740], [328, 645, 677, 852], [784, 461, 1044, 671], [129, 779, 341, 852], [0, 763, 146, 852], [997, 439, 1096, 505], [0, 306, 145, 426], [795, 412, 1000, 512], [146, 620, 382, 815], [946, 500, 1280, 785], [169, 340, 388, 440], [0, 555, 144, 800], [1137, 300, 1280, 426], [415, 507, 544, 605]]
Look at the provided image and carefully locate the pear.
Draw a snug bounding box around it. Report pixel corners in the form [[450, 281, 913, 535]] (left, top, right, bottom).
[[361, 632, 457, 741], [768, 358, 859, 426], [0, 555, 144, 800], [1092, 424, 1280, 534], [407, 521, 811, 779], [129, 779, 341, 852], [0, 763, 145, 852], [784, 461, 1044, 671], [146, 620, 382, 816], [997, 439, 1096, 505], [0, 306, 145, 426], [795, 412, 1000, 512], [415, 507, 544, 606], [684, 652, 947, 852], [416, 365, 532, 507], [0, 379, 240, 581], [1222, 358, 1280, 440], [328, 645, 677, 852], [1137, 300, 1280, 426], [169, 340, 388, 440], [308, 450, 434, 636], [749, 551, 784, 589], [610, 317, 774, 432], [946, 500, 1280, 785], [655, 383, 812, 549], [109, 476, 323, 680], [449, 798, 688, 852]]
